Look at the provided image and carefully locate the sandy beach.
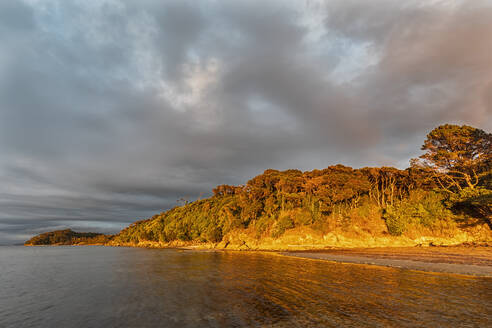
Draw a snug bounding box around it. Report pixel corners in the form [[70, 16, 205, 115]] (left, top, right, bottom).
[[281, 246, 492, 277]]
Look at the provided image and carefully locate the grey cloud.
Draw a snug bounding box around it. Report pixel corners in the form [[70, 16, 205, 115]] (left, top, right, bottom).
[[325, 0, 492, 134], [0, 1, 34, 33], [0, 0, 490, 244]]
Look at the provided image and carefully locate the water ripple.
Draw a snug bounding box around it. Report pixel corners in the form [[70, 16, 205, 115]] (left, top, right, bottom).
[[0, 246, 490, 327]]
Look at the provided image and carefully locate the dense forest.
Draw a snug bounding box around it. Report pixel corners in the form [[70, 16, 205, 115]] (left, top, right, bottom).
[[26, 124, 491, 249], [24, 229, 111, 246]]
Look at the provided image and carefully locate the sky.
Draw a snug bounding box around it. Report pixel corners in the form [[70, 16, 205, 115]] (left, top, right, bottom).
[[1, 0, 491, 244]]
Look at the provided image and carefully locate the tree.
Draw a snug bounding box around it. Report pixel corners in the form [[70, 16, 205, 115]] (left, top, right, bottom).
[[411, 124, 491, 192]]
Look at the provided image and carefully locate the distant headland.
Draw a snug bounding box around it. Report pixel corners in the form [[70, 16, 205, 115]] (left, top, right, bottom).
[[25, 229, 111, 246]]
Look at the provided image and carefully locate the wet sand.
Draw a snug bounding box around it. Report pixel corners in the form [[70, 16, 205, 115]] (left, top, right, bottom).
[[282, 247, 492, 277]]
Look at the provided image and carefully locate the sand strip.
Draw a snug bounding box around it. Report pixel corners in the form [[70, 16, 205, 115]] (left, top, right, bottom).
[[282, 251, 492, 277]]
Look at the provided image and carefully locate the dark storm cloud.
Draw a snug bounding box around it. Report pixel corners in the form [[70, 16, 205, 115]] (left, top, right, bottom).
[[324, 0, 492, 134], [0, 0, 491, 243]]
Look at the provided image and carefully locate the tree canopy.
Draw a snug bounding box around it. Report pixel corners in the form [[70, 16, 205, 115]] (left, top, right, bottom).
[[412, 124, 491, 192]]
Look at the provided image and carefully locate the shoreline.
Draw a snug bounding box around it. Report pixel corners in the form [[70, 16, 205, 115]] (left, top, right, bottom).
[[279, 248, 492, 277], [24, 243, 492, 277]]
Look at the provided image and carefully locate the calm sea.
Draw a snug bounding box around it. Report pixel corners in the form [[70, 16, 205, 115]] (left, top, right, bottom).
[[0, 246, 490, 327]]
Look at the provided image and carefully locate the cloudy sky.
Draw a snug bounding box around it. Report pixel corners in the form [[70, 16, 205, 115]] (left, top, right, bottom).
[[1, 0, 491, 244]]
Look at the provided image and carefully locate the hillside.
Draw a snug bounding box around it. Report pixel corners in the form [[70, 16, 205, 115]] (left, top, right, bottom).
[[110, 166, 490, 250], [26, 124, 492, 249]]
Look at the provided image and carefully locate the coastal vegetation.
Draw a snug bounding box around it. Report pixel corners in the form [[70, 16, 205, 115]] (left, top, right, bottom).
[[26, 124, 491, 249]]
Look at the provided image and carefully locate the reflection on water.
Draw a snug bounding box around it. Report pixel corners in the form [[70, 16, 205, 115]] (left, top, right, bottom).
[[0, 246, 490, 327]]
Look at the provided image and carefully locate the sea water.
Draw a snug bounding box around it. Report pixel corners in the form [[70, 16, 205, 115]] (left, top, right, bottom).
[[0, 246, 490, 327]]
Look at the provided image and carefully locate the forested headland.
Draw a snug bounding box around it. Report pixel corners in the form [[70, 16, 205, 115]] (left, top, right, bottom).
[[24, 229, 111, 246], [26, 124, 491, 249]]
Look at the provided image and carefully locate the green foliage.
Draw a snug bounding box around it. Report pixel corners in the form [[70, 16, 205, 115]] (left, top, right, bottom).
[[448, 187, 492, 227], [413, 191, 451, 227], [383, 206, 409, 236], [254, 215, 276, 238], [204, 225, 222, 243], [271, 212, 295, 238], [113, 163, 450, 243], [293, 208, 314, 226], [383, 191, 454, 235]]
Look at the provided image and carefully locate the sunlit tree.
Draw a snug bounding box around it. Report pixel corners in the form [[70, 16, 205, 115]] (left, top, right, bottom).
[[412, 124, 491, 192]]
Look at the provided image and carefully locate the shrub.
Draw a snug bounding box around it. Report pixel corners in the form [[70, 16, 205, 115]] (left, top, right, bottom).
[[383, 205, 410, 236], [293, 209, 313, 226], [271, 214, 294, 238], [415, 192, 452, 227], [204, 225, 222, 243], [383, 191, 454, 235], [254, 215, 276, 238]]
